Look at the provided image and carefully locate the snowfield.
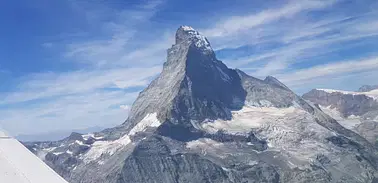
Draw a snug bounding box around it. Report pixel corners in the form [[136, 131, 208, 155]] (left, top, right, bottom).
[[0, 132, 68, 183], [202, 106, 299, 135], [83, 113, 161, 163], [199, 105, 335, 167], [319, 105, 362, 129], [317, 88, 378, 101]]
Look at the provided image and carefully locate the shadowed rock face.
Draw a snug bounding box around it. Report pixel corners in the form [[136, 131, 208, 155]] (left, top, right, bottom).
[[25, 26, 378, 183]]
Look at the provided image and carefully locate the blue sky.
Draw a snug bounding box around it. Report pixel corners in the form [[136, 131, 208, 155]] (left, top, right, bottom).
[[1, 0, 378, 136]]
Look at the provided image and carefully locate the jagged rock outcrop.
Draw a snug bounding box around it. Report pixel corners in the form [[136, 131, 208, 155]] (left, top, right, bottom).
[[25, 26, 378, 183]]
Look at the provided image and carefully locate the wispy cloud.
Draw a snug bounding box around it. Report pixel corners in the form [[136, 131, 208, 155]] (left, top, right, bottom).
[[278, 57, 378, 86], [0, 91, 139, 135], [205, 0, 378, 82], [202, 0, 338, 49], [64, 0, 168, 67], [2, 0, 378, 136], [0, 0, 169, 135], [42, 42, 53, 48], [1, 67, 161, 105]]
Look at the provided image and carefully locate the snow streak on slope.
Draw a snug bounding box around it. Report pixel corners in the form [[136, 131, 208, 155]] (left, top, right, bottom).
[[319, 105, 362, 129], [202, 106, 298, 135], [83, 113, 161, 163], [317, 88, 378, 100], [129, 113, 161, 136], [0, 133, 68, 183]]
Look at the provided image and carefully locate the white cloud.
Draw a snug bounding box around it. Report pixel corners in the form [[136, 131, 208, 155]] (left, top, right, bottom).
[[3, 0, 378, 136], [42, 42, 53, 48], [1, 66, 161, 105], [0, 64, 161, 135], [0, 0, 168, 136], [140, 0, 164, 10], [202, 0, 338, 38], [0, 91, 139, 136], [64, 0, 168, 67], [119, 105, 131, 111], [203, 0, 378, 80], [278, 57, 378, 86]]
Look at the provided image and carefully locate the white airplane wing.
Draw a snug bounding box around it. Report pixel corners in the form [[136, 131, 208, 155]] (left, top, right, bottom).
[[0, 131, 68, 183]]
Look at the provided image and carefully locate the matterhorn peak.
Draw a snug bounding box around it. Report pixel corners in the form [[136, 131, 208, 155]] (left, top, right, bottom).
[[25, 25, 378, 183], [179, 25, 195, 31], [175, 25, 212, 51]]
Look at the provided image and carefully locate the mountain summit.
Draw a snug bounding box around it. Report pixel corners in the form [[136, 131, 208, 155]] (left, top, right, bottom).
[[27, 26, 378, 183], [175, 26, 212, 51]]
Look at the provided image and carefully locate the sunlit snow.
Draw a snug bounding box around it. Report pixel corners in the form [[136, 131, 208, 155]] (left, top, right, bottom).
[[319, 105, 362, 129], [202, 106, 298, 135], [83, 113, 160, 163], [317, 88, 378, 101]]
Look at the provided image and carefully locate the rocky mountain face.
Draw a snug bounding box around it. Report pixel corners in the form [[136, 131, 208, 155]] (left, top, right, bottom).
[[303, 88, 378, 146], [25, 26, 378, 183]]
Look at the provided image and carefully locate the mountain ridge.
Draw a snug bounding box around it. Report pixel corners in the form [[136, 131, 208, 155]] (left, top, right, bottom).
[[25, 26, 378, 183], [303, 87, 378, 148]]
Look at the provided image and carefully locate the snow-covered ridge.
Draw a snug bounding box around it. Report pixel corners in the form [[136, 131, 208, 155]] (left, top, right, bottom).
[[317, 88, 378, 100], [181, 25, 195, 31], [82, 133, 104, 141], [83, 113, 161, 163], [179, 25, 212, 51]]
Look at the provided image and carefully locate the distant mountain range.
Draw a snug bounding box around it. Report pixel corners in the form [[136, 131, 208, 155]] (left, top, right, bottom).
[[24, 26, 378, 183], [17, 126, 107, 142], [358, 85, 378, 92], [303, 86, 378, 147]]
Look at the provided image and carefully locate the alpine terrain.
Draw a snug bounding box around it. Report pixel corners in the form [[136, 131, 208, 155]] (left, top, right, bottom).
[[0, 130, 68, 183], [25, 26, 378, 183], [303, 86, 378, 147]]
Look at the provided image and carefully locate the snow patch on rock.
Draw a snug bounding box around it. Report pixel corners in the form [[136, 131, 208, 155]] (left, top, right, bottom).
[[186, 138, 224, 149], [82, 133, 104, 141], [319, 105, 362, 129], [53, 152, 64, 156], [186, 138, 226, 157], [83, 113, 161, 163], [202, 106, 297, 135], [129, 113, 161, 136], [83, 134, 131, 163]]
